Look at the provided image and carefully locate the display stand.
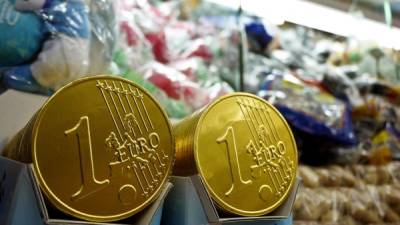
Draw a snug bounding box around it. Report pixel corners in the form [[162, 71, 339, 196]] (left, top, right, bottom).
[[0, 156, 42, 225], [0, 156, 171, 225], [162, 175, 299, 225]]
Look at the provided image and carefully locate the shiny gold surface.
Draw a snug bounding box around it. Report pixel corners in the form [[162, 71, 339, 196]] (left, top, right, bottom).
[[5, 76, 174, 222], [174, 93, 298, 216]]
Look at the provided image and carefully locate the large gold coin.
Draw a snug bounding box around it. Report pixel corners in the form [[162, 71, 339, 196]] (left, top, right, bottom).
[[7, 76, 174, 222], [174, 93, 297, 216]]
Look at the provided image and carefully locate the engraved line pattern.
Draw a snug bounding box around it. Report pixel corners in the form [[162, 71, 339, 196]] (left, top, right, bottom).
[[97, 80, 168, 199], [136, 88, 155, 130], [242, 98, 285, 195], [254, 101, 287, 191], [237, 98, 295, 198], [104, 80, 128, 132], [97, 81, 123, 140], [114, 82, 128, 119], [237, 98, 261, 149], [254, 101, 273, 144], [128, 85, 149, 132], [247, 98, 272, 146], [121, 81, 143, 135]]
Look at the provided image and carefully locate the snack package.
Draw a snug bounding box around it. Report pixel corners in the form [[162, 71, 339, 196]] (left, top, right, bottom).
[[259, 73, 357, 145], [1, 0, 114, 94], [351, 91, 400, 162], [321, 69, 363, 108]]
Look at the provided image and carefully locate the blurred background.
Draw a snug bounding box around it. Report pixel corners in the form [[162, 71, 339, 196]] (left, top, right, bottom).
[[1, 0, 400, 224]]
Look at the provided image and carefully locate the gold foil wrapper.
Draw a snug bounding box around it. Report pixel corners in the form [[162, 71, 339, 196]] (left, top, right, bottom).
[[173, 93, 298, 216], [2, 75, 175, 222]]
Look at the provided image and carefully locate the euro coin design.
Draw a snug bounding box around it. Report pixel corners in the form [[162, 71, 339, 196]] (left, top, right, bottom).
[[4, 76, 174, 222], [173, 93, 297, 216]]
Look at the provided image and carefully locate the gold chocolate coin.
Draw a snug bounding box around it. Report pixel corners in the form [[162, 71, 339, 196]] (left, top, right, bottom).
[[5, 76, 174, 222], [174, 93, 297, 216]]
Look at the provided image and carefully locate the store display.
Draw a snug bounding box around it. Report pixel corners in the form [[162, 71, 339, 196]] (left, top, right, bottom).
[[1, 0, 400, 224], [2, 76, 174, 222], [173, 93, 298, 216]]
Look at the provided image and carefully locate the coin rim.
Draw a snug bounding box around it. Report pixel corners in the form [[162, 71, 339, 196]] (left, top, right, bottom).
[[31, 75, 175, 222], [194, 92, 298, 216]]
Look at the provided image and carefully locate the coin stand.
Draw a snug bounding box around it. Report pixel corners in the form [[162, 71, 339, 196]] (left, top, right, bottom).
[[162, 175, 300, 225], [0, 156, 172, 225], [0, 156, 42, 225]]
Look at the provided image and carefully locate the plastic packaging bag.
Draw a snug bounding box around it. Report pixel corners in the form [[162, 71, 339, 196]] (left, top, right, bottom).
[[259, 73, 357, 146], [141, 62, 210, 111], [122, 69, 191, 118], [1, 0, 115, 94]]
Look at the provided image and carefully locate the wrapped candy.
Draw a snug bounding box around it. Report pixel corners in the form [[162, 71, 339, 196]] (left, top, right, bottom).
[[140, 62, 216, 111], [121, 69, 190, 118], [113, 0, 154, 70], [110, 0, 237, 118]]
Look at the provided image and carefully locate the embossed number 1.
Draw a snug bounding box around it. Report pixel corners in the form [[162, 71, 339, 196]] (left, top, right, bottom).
[[65, 116, 110, 201], [217, 126, 252, 196]]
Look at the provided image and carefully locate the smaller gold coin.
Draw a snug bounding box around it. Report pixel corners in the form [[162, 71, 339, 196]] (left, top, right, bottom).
[[174, 93, 298, 216]]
